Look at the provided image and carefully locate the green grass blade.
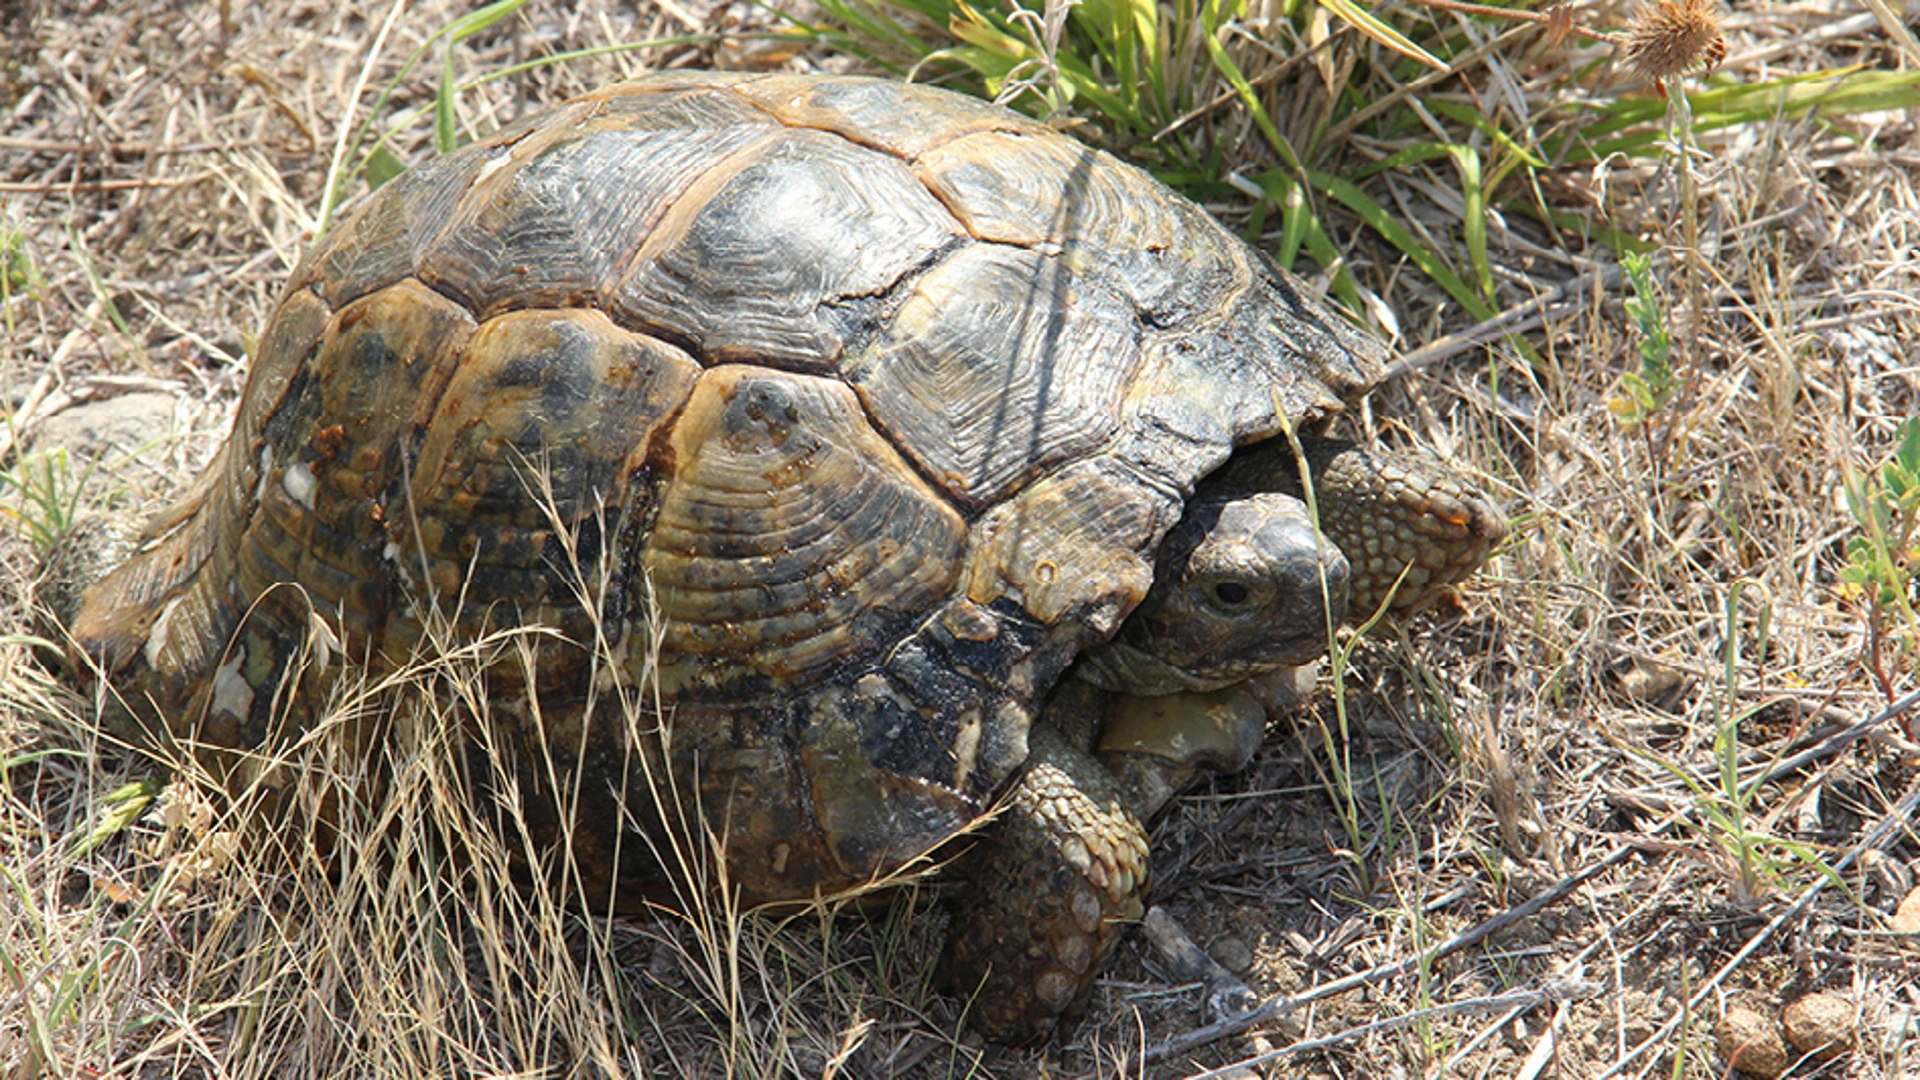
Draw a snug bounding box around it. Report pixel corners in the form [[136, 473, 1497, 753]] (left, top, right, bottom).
[[1232, 171, 1366, 312], [444, 0, 527, 42], [436, 52, 459, 153], [1314, 0, 1447, 71], [460, 34, 718, 86], [809, 0, 936, 59], [1447, 144, 1493, 305], [1304, 169, 1494, 320], [317, 0, 528, 235], [1424, 99, 1548, 171], [1278, 177, 1309, 269], [436, 0, 528, 152], [1350, 140, 1458, 181], [1548, 69, 1920, 164], [1200, 0, 1303, 172]]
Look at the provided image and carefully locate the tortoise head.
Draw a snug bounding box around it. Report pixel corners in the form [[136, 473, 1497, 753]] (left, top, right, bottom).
[[1076, 492, 1349, 695]]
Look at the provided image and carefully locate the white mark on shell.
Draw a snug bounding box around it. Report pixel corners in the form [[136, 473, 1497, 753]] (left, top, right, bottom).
[[282, 461, 316, 509], [254, 446, 274, 503], [144, 596, 185, 670], [952, 711, 982, 789], [472, 148, 514, 187], [210, 647, 254, 721], [382, 541, 417, 593], [772, 842, 791, 875]]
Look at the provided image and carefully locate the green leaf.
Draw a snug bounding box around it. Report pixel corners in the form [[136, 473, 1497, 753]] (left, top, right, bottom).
[[70, 779, 165, 859], [364, 144, 408, 190]]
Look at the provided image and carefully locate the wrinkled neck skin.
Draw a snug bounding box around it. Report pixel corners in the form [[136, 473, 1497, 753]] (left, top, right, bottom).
[[1074, 489, 1349, 697]]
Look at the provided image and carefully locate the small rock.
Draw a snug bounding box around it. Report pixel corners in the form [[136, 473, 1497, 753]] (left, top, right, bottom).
[[1715, 1006, 1788, 1079], [1781, 993, 1853, 1059], [1209, 936, 1254, 974], [1617, 656, 1684, 702], [1892, 887, 1920, 933], [30, 392, 179, 461]]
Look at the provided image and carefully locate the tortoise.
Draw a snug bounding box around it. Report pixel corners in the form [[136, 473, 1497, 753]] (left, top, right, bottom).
[[42, 72, 1505, 1040]]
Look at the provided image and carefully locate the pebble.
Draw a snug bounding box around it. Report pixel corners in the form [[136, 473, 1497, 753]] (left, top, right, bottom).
[[1892, 887, 1920, 933], [1715, 1005, 1788, 1079], [1781, 992, 1853, 1059], [29, 392, 179, 461], [1209, 935, 1254, 974]]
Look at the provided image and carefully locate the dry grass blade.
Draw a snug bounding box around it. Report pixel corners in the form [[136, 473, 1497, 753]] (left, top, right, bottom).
[[1596, 778, 1920, 1080], [1854, 0, 1920, 66]]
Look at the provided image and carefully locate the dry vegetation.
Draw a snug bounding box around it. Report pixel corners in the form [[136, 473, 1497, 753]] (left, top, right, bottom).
[[3, 0, 1919, 1077]]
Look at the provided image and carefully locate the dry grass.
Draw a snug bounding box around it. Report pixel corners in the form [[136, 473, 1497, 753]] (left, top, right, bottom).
[[3, 0, 1919, 1077]]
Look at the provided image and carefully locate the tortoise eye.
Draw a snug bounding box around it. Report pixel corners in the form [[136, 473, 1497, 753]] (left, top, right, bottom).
[[1211, 581, 1252, 607]]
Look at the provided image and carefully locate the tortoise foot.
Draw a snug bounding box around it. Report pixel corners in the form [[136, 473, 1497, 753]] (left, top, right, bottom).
[[942, 727, 1149, 1042], [1293, 439, 1507, 617]]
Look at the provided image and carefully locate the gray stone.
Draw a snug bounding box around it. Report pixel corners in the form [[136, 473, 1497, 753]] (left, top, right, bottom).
[[30, 392, 181, 462]]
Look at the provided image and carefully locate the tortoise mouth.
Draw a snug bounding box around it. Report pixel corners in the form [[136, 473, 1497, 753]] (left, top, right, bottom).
[[1183, 629, 1333, 686], [1074, 628, 1333, 696]]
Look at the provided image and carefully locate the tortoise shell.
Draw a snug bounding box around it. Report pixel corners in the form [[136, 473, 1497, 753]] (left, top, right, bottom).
[[64, 72, 1386, 904]]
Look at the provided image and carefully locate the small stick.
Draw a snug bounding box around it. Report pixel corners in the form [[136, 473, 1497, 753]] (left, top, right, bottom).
[[1407, 0, 1623, 46], [1140, 906, 1259, 1022], [1385, 263, 1621, 379], [1749, 684, 1920, 787], [1181, 978, 1603, 1080], [1136, 845, 1634, 1065], [0, 136, 255, 155], [0, 173, 214, 194]]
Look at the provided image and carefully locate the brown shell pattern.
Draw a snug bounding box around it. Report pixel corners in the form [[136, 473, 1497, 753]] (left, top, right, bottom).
[[66, 73, 1386, 903]]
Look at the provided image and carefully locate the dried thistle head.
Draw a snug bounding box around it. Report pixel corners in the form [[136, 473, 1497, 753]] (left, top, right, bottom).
[[1623, 0, 1728, 93]]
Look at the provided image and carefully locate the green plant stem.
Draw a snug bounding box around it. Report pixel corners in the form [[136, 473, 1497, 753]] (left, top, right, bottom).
[[1672, 87, 1703, 384]]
